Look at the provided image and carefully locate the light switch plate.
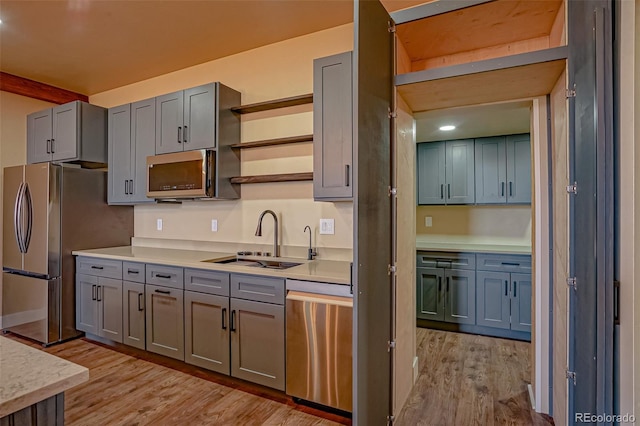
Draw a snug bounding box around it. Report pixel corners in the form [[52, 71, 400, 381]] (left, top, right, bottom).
[[425, 216, 432, 227], [211, 219, 218, 232], [320, 218, 335, 235], [156, 218, 163, 231]]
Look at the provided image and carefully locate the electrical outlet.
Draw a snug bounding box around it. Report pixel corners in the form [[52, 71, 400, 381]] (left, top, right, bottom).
[[156, 218, 163, 231], [319, 218, 335, 235], [211, 219, 218, 232], [425, 216, 432, 227]]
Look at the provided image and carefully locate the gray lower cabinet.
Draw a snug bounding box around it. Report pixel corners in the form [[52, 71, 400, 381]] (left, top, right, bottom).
[[122, 281, 146, 350], [76, 274, 123, 342], [476, 271, 511, 329], [416, 266, 475, 325], [145, 284, 184, 361], [313, 51, 353, 201], [510, 273, 532, 332], [417, 139, 475, 205], [230, 297, 285, 391], [108, 99, 156, 204], [184, 290, 230, 374], [416, 267, 444, 321]]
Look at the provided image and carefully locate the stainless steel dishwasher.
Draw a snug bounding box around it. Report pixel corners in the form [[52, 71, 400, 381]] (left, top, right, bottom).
[[285, 279, 353, 412]]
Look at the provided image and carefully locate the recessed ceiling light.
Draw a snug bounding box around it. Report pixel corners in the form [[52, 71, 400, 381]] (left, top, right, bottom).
[[439, 125, 456, 131]]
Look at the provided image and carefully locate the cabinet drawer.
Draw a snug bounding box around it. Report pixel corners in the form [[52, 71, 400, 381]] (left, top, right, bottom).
[[146, 264, 184, 289], [231, 274, 285, 305], [123, 262, 145, 283], [185, 269, 230, 296], [416, 252, 475, 270], [76, 257, 123, 279], [476, 254, 531, 273]]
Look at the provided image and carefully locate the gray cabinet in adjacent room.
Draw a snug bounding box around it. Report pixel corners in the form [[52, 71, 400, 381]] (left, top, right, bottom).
[[417, 139, 475, 205], [443, 269, 475, 324], [475, 133, 531, 204], [313, 51, 353, 201], [27, 101, 107, 165], [108, 99, 156, 204], [145, 283, 184, 361], [416, 267, 444, 321]]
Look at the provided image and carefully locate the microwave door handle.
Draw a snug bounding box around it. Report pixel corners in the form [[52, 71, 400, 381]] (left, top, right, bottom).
[[14, 183, 25, 253], [23, 183, 33, 252]]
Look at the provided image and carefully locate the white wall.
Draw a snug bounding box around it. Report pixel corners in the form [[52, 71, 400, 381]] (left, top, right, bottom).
[[90, 25, 355, 259]]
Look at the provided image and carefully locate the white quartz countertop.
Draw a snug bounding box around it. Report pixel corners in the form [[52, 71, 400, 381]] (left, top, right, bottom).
[[416, 235, 532, 255], [72, 246, 352, 285], [0, 337, 88, 417]]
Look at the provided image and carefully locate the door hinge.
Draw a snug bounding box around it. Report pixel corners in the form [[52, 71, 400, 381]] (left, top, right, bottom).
[[567, 277, 577, 291], [566, 370, 577, 385], [388, 186, 397, 197], [388, 264, 397, 275], [566, 88, 576, 98], [387, 414, 396, 425], [388, 21, 396, 33], [388, 107, 397, 119], [566, 182, 578, 194], [387, 340, 396, 352]]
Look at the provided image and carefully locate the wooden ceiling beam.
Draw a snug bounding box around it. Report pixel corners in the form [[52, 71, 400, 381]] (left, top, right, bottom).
[[0, 72, 88, 104]]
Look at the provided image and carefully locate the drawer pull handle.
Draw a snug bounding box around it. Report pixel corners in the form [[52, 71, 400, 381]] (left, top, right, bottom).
[[154, 289, 171, 295], [501, 262, 520, 267], [127, 269, 139, 274], [138, 293, 144, 311], [222, 308, 227, 330], [91, 266, 104, 270], [155, 273, 172, 279]]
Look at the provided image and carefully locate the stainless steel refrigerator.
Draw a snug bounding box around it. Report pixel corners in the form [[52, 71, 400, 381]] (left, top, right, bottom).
[[2, 163, 133, 345]]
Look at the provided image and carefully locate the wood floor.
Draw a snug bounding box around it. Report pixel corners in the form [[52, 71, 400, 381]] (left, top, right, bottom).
[[7, 335, 348, 426], [395, 328, 554, 426]]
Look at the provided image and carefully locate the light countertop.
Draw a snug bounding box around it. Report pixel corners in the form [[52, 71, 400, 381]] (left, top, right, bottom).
[[72, 246, 351, 285], [0, 337, 88, 417], [416, 235, 531, 255]]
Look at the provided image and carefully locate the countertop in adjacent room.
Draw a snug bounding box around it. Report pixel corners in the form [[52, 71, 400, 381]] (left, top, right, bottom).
[[0, 336, 89, 418], [416, 235, 532, 255]]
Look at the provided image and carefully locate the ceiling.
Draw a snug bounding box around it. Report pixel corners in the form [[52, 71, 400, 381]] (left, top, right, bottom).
[[0, 0, 426, 96]]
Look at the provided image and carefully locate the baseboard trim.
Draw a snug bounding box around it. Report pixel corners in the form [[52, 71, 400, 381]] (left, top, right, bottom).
[[527, 383, 536, 410]]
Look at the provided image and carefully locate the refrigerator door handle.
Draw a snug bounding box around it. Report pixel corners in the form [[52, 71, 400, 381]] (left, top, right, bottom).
[[23, 183, 33, 252], [14, 182, 26, 253]]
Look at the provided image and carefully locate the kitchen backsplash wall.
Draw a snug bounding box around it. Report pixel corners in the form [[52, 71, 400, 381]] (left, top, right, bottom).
[[89, 24, 354, 253], [416, 205, 532, 242]]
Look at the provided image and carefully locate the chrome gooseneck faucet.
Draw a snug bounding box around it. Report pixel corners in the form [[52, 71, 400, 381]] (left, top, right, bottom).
[[304, 226, 317, 260], [255, 210, 279, 257]]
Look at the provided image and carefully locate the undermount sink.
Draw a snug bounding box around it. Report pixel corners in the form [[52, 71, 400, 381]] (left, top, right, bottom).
[[202, 258, 302, 270]]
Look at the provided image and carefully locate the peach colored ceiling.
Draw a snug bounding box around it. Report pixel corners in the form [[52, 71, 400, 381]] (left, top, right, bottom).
[[0, 0, 427, 96]]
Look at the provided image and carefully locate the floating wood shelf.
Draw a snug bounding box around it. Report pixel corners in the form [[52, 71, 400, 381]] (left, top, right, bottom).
[[231, 134, 313, 149], [230, 172, 313, 184], [231, 94, 313, 114]]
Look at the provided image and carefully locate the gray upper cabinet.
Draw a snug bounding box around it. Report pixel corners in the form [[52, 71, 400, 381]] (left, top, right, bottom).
[[475, 134, 531, 204], [108, 99, 156, 205], [313, 51, 353, 201], [417, 142, 446, 205], [27, 101, 107, 165], [156, 83, 216, 154], [417, 139, 474, 205]]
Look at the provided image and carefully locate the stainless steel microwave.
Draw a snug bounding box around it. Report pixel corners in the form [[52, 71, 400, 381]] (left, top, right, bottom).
[[146, 150, 215, 199]]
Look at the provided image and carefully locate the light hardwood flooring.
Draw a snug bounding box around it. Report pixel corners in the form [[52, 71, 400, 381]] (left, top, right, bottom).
[[7, 336, 348, 426], [396, 328, 554, 426]]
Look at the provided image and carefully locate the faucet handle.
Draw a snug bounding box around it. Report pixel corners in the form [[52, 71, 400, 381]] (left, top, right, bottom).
[[308, 247, 317, 261]]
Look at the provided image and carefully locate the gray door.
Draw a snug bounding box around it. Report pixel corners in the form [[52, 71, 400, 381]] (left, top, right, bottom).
[[123, 281, 145, 350], [51, 102, 78, 162], [510, 273, 532, 333], [76, 274, 98, 335], [445, 139, 475, 204], [145, 284, 184, 360], [416, 267, 444, 321], [230, 298, 285, 390], [107, 104, 132, 204], [476, 271, 510, 329], [313, 51, 353, 200], [444, 269, 475, 325], [27, 109, 52, 164], [98, 277, 122, 343], [417, 142, 446, 205], [183, 83, 215, 150], [505, 134, 532, 204], [352, 0, 393, 423], [131, 98, 156, 203], [155, 90, 184, 154], [184, 291, 230, 374], [568, 0, 614, 419], [475, 136, 507, 204]]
